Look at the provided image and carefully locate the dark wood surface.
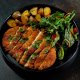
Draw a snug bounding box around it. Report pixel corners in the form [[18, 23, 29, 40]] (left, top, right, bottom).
[[0, 0, 80, 80]]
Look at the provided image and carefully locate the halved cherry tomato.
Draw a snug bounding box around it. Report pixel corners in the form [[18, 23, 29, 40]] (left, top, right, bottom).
[[73, 27, 78, 34], [52, 34, 56, 40]]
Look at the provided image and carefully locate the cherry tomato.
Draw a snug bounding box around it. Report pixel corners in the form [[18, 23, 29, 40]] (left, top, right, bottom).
[[52, 34, 56, 40], [73, 27, 78, 34]]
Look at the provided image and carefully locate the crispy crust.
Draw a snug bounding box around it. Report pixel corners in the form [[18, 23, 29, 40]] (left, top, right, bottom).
[[38, 48, 56, 70], [24, 39, 47, 68], [13, 29, 39, 62], [9, 27, 33, 55], [19, 31, 44, 65], [2, 25, 57, 70], [2, 27, 19, 49], [34, 46, 51, 69], [6, 26, 26, 51]]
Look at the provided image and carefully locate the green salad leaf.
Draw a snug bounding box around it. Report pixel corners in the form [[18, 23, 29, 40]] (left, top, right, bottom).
[[58, 46, 64, 60]]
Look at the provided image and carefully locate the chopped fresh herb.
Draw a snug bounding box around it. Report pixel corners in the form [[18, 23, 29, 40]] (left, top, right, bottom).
[[44, 49, 49, 54], [19, 37, 28, 43], [32, 40, 42, 49], [30, 53, 37, 60], [24, 58, 28, 62], [19, 27, 25, 32], [19, 38, 25, 43], [8, 35, 13, 41], [13, 36, 21, 41], [15, 54, 19, 58]]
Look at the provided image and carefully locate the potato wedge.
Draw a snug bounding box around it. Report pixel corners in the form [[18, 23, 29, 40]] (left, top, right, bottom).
[[29, 16, 34, 21], [22, 10, 30, 17], [7, 19, 17, 27], [38, 8, 44, 15], [35, 14, 41, 21], [15, 19, 22, 25], [30, 7, 38, 15], [12, 11, 21, 19], [44, 7, 51, 17], [21, 15, 28, 25]]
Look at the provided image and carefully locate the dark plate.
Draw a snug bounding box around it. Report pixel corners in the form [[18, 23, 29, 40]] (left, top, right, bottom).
[[0, 4, 79, 79]]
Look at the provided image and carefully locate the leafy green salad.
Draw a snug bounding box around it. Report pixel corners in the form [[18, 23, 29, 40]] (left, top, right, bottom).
[[28, 10, 78, 60]]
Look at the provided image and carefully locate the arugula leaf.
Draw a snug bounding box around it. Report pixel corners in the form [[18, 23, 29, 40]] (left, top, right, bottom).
[[64, 10, 75, 24], [28, 20, 38, 28]]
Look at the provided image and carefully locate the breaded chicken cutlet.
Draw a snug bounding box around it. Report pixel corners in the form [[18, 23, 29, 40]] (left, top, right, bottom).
[[2, 6, 61, 70], [2, 26, 57, 70]]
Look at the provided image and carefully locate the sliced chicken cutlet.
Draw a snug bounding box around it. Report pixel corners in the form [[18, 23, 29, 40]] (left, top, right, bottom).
[[13, 29, 39, 62], [9, 27, 33, 55], [38, 48, 56, 70], [24, 39, 47, 68], [33, 46, 51, 69], [19, 31, 44, 65], [2, 27, 19, 50], [6, 26, 27, 51]]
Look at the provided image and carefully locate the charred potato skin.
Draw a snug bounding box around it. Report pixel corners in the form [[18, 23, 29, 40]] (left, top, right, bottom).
[[12, 11, 21, 19]]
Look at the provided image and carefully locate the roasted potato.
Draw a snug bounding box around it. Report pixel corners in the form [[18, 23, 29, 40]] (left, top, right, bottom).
[[12, 11, 21, 19], [21, 15, 28, 25], [38, 8, 44, 15], [35, 14, 41, 21], [29, 16, 35, 21], [44, 7, 51, 17], [22, 10, 30, 17], [21, 10, 30, 25], [7, 19, 17, 27], [30, 7, 38, 15], [15, 19, 22, 25]]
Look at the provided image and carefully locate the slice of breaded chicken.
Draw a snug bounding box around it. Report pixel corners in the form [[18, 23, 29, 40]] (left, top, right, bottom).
[[13, 29, 39, 62], [33, 46, 51, 69], [24, 39, 47, 68], [2, 27, 19, 49], [34, 39, 47, 53], [19, 31, 44, 65], [38, 48, 56, 70], [9, 27, 33, 55], [6, 26, 26, 51], [22, 29, 39, 49]]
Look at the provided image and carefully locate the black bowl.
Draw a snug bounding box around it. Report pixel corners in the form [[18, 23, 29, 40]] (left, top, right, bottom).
[[0, 4, 79, 79]]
